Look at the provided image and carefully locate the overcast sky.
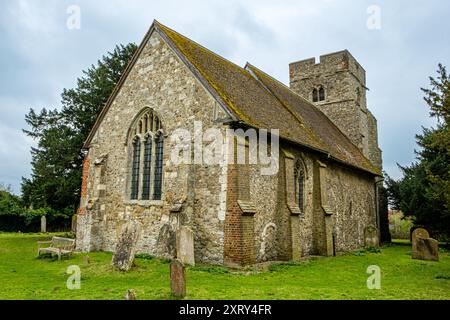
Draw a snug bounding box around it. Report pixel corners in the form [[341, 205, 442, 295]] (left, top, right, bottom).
[[0, 0, 449, 194]]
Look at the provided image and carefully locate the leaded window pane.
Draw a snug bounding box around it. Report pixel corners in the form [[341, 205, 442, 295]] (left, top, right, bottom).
[[130, 137, 141, 200], [153, 135, 164, 200], [312, 88, 318, 102], [142, 138, 153, 200], [319, 87, 325, 101]]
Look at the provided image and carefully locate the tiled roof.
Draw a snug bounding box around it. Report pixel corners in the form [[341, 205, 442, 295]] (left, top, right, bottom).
[[156, 22, 380, 175]]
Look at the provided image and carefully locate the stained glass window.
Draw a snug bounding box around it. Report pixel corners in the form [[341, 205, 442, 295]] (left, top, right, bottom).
[[153, 134, 164, 200], [142, 137, 153, 200], [128, 109, 164, 201], [130, 137, 141, 200]]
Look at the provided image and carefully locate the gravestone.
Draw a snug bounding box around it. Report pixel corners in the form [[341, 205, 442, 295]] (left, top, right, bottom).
[[364, 225, 379, 248], [124, 289, 137, 300], [176, 226, 195, 266], [170, 259, 186, 298], [112, 221, 141, 271], [40, 216, 47, 233], [83, 255, 90, 264], [413, 237, 439, 261], [411, 228, 430, 254]]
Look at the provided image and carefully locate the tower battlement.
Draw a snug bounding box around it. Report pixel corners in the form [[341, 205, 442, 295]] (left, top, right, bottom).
[[289, 50, 382, 170], [290, 50, 366, 90]]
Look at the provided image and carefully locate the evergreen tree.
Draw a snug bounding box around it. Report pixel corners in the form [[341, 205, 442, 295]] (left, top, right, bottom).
[[386, 64, 450, 239], [22, 43, 137, 214]]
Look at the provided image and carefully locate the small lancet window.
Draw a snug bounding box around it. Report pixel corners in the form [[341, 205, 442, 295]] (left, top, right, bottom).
[[318, 86, 325, 101], [312, 88, 319, 102]]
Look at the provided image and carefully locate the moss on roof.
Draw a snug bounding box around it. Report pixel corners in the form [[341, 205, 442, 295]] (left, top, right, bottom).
[[246, 64, 381, 175], [156, 21, 380, 176]]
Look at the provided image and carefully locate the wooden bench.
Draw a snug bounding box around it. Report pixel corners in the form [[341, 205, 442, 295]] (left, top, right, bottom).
[[37, 237, 76, 260]]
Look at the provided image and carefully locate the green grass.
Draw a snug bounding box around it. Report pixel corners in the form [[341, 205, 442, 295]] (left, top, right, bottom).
[[0, 232, 449, 300]]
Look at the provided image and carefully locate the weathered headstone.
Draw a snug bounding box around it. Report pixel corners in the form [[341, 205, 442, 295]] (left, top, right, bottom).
[[40, 216, 47, 233], [176, 226, 195, 266], [413, 237, 439, 261], [364, 225, 379, 248], [112, 221, 141, 271], [170, 259, 186, 298], [83, 255, 90, 264], [71, 214, 77, 233], [411, 228, 430, 254], [124, 289, 137, 300]]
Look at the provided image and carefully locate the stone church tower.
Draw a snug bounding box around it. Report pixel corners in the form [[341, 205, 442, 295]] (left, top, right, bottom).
[[289, 50, 382, 170]]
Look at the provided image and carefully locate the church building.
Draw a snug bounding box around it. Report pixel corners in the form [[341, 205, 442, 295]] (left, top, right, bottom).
[[76, 21, 383, 266]]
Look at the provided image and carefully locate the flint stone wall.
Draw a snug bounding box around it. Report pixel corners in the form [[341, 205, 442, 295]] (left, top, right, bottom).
[[76, 31, 227, 264]]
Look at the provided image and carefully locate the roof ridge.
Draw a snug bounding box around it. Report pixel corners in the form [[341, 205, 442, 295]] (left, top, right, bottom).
[[156, 21, 247, 75], [246, 62, 316, 106], [245, 63, 329, 152], [156, 22, 260, 125]]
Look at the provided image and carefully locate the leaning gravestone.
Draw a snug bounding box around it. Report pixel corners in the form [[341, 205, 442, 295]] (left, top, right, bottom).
[[170, 259, 186, 298], [176, 226, 195, 266], [411, 228, 430, 255], [364, 225, 379, 248], [413, 237, 439, 261], [40, 216, 47, 233], [112, 221, 141, 271]]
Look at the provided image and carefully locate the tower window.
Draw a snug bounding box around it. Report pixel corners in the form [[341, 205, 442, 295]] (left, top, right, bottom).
[[318, 86, 325, 101], [313, 87, 325, 102], [312, 88, 318, 102]]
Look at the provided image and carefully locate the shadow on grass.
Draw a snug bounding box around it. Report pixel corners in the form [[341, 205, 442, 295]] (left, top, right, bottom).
[[389, 239, 411, 246]]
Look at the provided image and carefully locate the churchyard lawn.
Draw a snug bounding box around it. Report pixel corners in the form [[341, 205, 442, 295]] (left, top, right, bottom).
[[0, 232, 449, 300]]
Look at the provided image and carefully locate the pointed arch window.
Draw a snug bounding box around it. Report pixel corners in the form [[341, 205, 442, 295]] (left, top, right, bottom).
[[294, 160, 306, 212], [127, 108, 164, 201]]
